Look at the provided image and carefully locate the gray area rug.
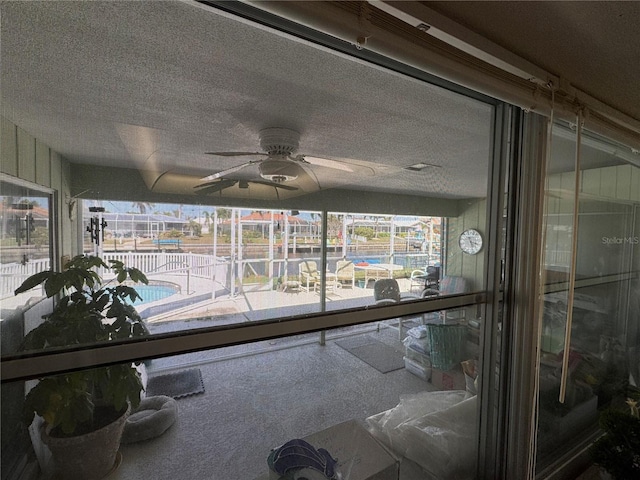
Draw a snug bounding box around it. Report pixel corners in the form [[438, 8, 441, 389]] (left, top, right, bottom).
[[335, 335, 405, 373], [146, 368, 205, 399]]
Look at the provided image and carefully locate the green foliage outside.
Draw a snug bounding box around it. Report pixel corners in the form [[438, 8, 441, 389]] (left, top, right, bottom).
[[187, 220, 202, 237], [242, 274, 270, 284], [354, 227, 375, 239], [161, 229, 183, 239]]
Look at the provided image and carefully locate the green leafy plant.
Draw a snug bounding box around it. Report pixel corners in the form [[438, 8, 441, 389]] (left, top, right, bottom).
[[16, 255, 149, 437], [590, 391, 640, 479]]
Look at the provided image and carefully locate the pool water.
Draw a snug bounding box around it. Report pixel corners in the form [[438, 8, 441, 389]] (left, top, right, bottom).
[[131, 284, 179, 305]]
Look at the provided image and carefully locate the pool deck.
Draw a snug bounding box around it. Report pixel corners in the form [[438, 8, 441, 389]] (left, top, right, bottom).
[[140, 275, 417, 328]]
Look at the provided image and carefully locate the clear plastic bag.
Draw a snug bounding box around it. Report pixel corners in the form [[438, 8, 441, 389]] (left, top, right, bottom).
[[366, 390, 477, 479]]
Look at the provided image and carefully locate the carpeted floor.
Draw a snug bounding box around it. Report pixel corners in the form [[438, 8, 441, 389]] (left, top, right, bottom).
[[113, 326, 435, 480]]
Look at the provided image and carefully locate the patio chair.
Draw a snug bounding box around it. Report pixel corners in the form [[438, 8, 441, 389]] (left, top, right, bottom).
[[299, 260, 321, 292], [421, 275, 470, 324], [373, 278, 402, 304], [373, 279, 421, 339], [409, 265, 440, 292], [335, 260, 355, 288], [422, 275, 469, 298]]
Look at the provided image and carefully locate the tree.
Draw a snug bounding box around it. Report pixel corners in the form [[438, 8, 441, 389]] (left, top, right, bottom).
[[214, 208, 232, 237], [132, 202, 155, 215], [216, 208, 231, 220], [202, 211, 211, 228], [187, 220, 202, 237], [18, 198, 40, 208]]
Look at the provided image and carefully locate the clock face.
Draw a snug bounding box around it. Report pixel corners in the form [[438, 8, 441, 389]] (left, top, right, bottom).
[[459, 229, 483, 255]]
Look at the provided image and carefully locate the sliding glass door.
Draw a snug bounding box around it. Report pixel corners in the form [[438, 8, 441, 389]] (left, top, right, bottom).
[[536, 122, 640, 476], [0, 2, 521, 480]]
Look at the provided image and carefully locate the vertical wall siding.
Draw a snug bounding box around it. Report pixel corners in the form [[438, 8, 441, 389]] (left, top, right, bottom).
[[547, 165, 640, 204], [35, 139, 51, 187], [447, 198, 486, 290], [61, 160, 75, 255], [1, 115, 74, 261], [579, 165, 640, 202], [16, 127, 36, 183], [1, 117, 18, 176]]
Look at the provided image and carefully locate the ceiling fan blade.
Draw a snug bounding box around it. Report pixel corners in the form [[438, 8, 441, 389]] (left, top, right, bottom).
[[298, 155, 354, 172], [205, 151, 267, 157], [249, 179, 299, 191], [199, 160, 261, 182], [194, 179, 238, 195]]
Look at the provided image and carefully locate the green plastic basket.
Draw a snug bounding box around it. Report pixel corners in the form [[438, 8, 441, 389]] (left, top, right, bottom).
[[426, 324, 467, 370]]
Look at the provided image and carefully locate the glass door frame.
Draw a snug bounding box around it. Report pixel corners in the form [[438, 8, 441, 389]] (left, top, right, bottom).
[[0, 6, 540, 480]]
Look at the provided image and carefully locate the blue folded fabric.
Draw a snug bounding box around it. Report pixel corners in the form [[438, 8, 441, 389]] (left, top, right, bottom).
[[267, 438, 338, 479]]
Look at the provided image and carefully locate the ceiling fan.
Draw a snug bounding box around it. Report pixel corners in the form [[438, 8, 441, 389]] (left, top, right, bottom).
[[196, 128, 355, 189], [194, 177, 299, 196]]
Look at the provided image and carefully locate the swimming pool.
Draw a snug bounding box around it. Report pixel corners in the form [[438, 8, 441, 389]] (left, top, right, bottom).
[[131, 283, 180, 306]]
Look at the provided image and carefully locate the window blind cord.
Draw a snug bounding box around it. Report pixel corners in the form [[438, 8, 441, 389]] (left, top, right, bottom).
[[559, 109, 584, 403], [528, 83, 555, 479]]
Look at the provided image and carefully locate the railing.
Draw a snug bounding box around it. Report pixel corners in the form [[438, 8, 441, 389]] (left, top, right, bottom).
[[0, 258, 51, 300], [0, 253, 230, 299], [545, 250, 572, 268], [1, 250, 425, 300], [102, 252, 228, 282]]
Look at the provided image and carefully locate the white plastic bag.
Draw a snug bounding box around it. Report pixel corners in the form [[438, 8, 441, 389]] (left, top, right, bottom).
[[367, 390, 477, 479]]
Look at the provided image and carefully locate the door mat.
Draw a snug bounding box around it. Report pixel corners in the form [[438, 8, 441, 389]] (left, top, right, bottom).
[[335, 335, 405, 373], [146, 368, 205, 399]]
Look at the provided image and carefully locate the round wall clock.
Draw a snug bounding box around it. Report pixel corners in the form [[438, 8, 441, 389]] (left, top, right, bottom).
[[459, 228, 483, 255]]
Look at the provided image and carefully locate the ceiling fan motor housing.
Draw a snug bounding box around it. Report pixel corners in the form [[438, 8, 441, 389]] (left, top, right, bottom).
[[259, 127, 300, 155]]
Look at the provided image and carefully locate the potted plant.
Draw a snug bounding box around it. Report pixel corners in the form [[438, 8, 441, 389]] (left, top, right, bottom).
[[589, 389, 640, 479], [15, 254, 149, 480]]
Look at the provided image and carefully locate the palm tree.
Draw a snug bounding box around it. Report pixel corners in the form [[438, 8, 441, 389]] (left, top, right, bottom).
[[216, 208, 231, 220], [132, 202, 155, 215], [215, 208, 232, 238], [187, 219, 201, 237], [202, 211, 212, 233]]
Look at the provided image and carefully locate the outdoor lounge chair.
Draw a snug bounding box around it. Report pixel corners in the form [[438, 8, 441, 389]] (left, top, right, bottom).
[[299, 260, 321, 292], [335, 260, 355, 288]]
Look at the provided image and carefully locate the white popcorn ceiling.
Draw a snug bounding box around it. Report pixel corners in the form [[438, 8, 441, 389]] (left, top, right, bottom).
[[1, 1, 635, 201]]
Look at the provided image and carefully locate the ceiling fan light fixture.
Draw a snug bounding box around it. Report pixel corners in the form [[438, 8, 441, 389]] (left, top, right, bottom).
[[259, 158, 299, 183]]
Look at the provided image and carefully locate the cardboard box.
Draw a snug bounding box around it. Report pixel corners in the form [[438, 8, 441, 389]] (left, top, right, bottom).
[[264, 420, 399, 480], [430, 364, 466, 391]]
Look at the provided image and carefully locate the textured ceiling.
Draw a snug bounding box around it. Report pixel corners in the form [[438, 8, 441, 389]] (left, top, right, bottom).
[[1, 1, 637, 203], [0, 0, 492, 201], [427, 1, 640, 123]]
